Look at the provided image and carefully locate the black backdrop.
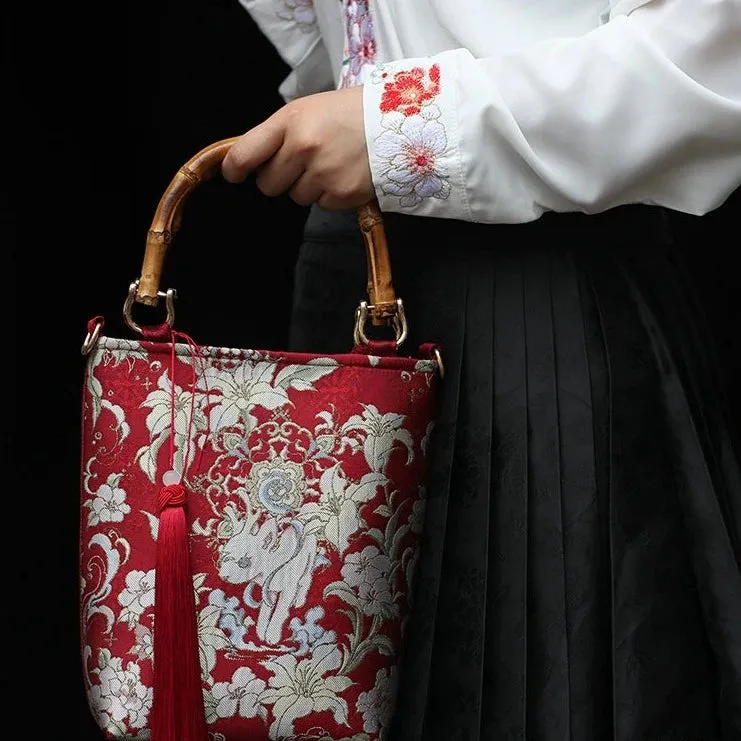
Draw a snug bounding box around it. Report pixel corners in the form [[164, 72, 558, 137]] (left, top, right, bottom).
[[9, 1, 739, 737], [14, 1, 310, 737]]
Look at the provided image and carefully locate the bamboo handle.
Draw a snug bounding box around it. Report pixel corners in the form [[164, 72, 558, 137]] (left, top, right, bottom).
[[135, 137, 397, 325]]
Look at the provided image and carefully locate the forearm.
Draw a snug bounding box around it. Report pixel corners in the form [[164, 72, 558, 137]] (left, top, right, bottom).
[[363, 0, 741, 222]]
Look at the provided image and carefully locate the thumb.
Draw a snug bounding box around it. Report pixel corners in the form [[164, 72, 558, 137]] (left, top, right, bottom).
[[222, 115, 286, 183]]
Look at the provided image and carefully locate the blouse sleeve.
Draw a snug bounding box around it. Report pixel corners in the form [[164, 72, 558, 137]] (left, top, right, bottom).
[[237, 0, 336, 101], [362, 0, 741, 223]]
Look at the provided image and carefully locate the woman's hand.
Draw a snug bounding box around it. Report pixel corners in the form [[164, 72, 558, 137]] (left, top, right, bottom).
[[221, 85, 374, 210]]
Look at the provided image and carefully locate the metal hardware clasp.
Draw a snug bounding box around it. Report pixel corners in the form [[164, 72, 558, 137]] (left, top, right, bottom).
[[353, 298, 408, 348], [123, 280, 177, 334]]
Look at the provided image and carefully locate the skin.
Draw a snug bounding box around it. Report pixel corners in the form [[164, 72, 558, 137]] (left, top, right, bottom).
[[221, 86, 374, 210]]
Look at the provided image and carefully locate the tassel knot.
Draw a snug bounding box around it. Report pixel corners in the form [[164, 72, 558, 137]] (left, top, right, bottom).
[[151, 482, 208, 741], [150, 330, 209, 741], [158, 484, 187, 510]]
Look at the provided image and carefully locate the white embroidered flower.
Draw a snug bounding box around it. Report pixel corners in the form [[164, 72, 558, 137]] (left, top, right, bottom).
[[203, 361, 288, 436], [356, 667, 398, 735], [209, 666, 267, 720], [117, 569, 155, 625], [341, 404, 414, 473], [298, 465, 386, 553], [340, 545, 397, 619], [288, 605, 337, 657], [358, 575, 396, 619], [130, 624, 154, 662], [84, 473, 131, 526], [374, 108, 451, 208], [261, 643, 352, 738], [136, 370, 207, 482], [339, 0, 376, 88], [204, 358, 336, 439], [341, 545, 391, 589], [88, 654, 152, 731]]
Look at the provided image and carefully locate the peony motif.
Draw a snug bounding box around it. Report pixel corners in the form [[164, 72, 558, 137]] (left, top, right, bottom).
[[209, 666, 268, 721], [88, 651, 153, 732], [372, 63, 452, 209], [379, 65, 440, 117], [374, 108, 451, 208], [355, 667, 398, 735], [117, 569, 155, 627], [130, 624, 154, 663]]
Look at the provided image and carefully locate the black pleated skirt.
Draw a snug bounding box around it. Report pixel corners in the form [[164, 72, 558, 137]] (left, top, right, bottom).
[[287, 204, 741, 741]]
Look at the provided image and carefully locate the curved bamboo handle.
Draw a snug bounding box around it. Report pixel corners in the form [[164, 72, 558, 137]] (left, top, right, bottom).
[[135, 137, 397, 325]]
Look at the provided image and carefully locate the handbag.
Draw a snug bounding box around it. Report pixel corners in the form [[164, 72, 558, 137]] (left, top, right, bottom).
[[78, 137, 442, 741]]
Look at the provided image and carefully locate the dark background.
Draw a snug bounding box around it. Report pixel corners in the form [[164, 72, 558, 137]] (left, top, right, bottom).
[[9, 0, 739, 737]]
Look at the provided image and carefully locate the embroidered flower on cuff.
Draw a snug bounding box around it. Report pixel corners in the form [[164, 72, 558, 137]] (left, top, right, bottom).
[[374, 108, 451, 208], [371, 64, 452, 208]]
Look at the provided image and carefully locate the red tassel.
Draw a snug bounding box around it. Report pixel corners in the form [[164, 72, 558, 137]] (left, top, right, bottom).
[[151, 484, 208, 741]]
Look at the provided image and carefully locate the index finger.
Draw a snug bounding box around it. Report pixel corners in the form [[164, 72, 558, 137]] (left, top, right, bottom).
[[222, 115, 286, 183]]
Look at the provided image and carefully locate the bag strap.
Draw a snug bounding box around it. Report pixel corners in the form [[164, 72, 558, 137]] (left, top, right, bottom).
[[132, 137, 403, 339]]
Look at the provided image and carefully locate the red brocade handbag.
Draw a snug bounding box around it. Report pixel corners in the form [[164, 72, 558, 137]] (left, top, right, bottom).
[[78, 138, 442, 741]]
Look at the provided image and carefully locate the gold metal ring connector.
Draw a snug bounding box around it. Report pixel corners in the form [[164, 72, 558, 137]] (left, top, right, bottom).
[[353, 298, 408, 348], [123, 280, 177, 334]]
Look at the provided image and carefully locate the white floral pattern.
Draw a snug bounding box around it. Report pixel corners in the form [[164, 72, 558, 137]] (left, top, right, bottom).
[[208, 667, 268, 722], [80, 337, 439, 739], [261, 644, 352, 738], [117, 569, 155, 628], [88, 650, 153, 734], [341, 545, 396, 619], [84, 472, 131, 526], [356, 667, 398, 735]]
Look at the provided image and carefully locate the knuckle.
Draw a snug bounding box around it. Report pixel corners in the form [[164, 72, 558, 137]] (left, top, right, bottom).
[[292, 133, 320, 157]]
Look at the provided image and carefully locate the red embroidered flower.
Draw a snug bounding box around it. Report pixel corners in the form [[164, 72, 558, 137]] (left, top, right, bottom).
[[379, 64, 441, 117]]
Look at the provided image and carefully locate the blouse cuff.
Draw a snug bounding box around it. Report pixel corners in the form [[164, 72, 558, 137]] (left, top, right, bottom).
[[362, 58, 473, 221]]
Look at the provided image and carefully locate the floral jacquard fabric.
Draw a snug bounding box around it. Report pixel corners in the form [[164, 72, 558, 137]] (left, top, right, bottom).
[[80, 337, 438, 741]]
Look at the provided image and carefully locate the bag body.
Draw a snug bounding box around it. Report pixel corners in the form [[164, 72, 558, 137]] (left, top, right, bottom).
[[78, 138, 442, 741]]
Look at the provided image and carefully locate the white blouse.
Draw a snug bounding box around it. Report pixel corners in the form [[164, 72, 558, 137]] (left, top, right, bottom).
[[238, 0, 741, 223]]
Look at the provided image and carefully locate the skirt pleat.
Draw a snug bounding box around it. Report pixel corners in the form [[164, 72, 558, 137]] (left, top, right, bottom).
[[287, 205, 741, 741]]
